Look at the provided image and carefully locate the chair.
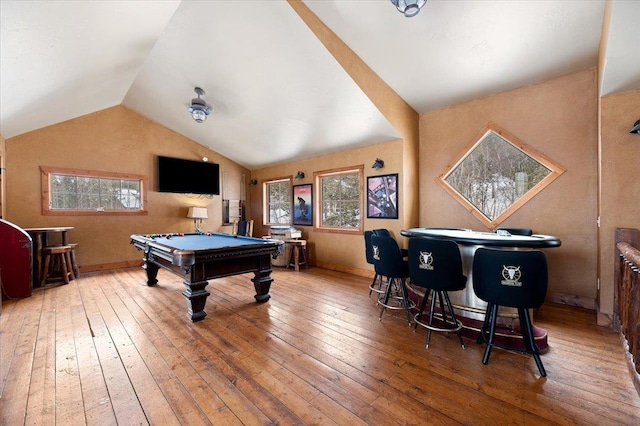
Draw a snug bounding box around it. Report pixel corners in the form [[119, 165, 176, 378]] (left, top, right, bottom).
[[472, 247, 549, 377], [372, 228, 391, 237], [232, 220, 254, 237], [364, 229, 392, 297], [371, 234, 414, 324], [372, 228, 409, 258], [364, 231, 382, 296], [408, 238, 467, 348], [496, 228, 533, 236]]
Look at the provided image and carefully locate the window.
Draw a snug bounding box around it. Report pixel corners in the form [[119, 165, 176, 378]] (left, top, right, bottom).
[[41, 166, 147, 215], [315, 166, 363, 233], [438, 122, 565, 229], [264, 177, 292, 225]]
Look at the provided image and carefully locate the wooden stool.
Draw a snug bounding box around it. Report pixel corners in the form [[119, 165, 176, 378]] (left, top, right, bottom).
[[40, 245, 75, 286], [287, 240, 308, 271], [68, 243, 80, 277]]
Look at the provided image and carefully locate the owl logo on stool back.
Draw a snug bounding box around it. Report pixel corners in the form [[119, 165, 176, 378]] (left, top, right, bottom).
[[418, 251, 434, 270]]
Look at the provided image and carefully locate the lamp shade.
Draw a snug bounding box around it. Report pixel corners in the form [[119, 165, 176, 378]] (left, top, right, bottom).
[[187, 207, 208, 219]]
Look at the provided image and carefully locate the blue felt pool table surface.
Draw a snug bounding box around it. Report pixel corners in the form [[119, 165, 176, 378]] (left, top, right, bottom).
[[135, 232, 274, 251]]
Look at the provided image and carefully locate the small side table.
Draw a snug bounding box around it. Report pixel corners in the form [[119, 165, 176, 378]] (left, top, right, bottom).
[[286, 239, 308, 271]]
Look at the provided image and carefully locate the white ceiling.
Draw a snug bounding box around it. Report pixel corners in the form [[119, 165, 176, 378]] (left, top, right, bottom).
[[1, 1, 639, 170]]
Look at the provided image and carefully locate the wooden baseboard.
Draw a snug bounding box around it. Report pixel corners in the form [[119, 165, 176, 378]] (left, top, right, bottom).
[[80, 260, 143, 274], [547, 291, 596, 311], [313, 261, 372, 279]]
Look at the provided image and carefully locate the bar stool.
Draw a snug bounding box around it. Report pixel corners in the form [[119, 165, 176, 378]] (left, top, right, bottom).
[[408, 237, 467, 348], [40, 245, 75, 286], [68, 243, 80, 277], [287, 240, 308, 271], [473, 247, 549, 377], [371, 234, 414, 324], [365, 231, 384, 297], [365, 229, 405, 298]]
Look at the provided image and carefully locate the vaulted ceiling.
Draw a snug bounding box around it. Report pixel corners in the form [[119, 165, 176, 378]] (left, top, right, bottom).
[[1, 1, 639, 170]]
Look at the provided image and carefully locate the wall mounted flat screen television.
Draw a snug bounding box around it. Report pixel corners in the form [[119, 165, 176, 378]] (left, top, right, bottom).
[[157, 156, 220, 195]]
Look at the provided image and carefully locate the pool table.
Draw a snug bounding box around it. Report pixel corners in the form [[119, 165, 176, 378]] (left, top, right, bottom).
[[130, 232, 284, 322]]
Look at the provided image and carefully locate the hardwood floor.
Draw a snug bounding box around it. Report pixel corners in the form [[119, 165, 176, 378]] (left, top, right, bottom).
[[1, 266, 639, 425]]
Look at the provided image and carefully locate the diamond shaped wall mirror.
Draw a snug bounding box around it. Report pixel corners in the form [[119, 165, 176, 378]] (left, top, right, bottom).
[[438, 122, 565, 229]]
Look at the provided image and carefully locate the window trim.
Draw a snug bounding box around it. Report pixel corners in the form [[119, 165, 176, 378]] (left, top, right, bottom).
[[41, 166, 148, 216], [262, 176, 293, 226], [313, 165, 364, 235], [437, 122, 565, 229]]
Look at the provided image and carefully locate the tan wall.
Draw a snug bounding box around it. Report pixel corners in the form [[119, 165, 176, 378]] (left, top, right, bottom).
[[599, 89, 640, 316], [5, 106, 249, 270], [250, 139, 404, 276], [288, 0, 419, 231], [420, 69, 599, 301]]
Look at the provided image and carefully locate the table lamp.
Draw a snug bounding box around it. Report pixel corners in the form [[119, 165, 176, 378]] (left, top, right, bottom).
[[187, 207, 208, 232]]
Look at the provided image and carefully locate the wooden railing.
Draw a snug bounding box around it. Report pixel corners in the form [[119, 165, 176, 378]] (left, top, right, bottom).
[[615, 228, 640, 396]]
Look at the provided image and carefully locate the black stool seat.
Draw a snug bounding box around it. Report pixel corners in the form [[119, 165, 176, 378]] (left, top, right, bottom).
[[408, 238, 467, 348], [371, 234, 415, 324], [473, 247, 549, 377]]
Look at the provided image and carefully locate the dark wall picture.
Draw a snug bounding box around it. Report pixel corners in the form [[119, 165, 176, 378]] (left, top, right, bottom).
[[367, 174, 398, 219], [293, 184, 313, 226]]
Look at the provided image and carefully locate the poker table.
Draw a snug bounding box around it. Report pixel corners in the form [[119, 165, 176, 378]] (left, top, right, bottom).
[[400, 228, 561, 320], [130, 232, 283, 322]]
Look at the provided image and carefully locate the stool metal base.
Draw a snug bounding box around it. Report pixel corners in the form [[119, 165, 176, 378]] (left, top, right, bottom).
[[414, 289, 465, 349], [368, 273, 386, 297], [477, 304, 546, 377], [377, 277, 415, 324]]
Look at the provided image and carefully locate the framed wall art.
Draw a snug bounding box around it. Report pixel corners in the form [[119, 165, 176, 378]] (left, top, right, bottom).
[[293, 184, 313, 226], [367, 174, 398, 219]]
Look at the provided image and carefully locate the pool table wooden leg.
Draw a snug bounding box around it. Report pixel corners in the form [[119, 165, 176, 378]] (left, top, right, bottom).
[[143, 260, 159, 286], [252, 270, 273, 302], [182, 280, 210, 322]]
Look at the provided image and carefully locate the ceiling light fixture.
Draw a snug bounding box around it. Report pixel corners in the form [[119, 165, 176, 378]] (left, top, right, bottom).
[[188, 87, 211, 123], [630, 119, 640, 134], [391, 0, 427, 18]]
